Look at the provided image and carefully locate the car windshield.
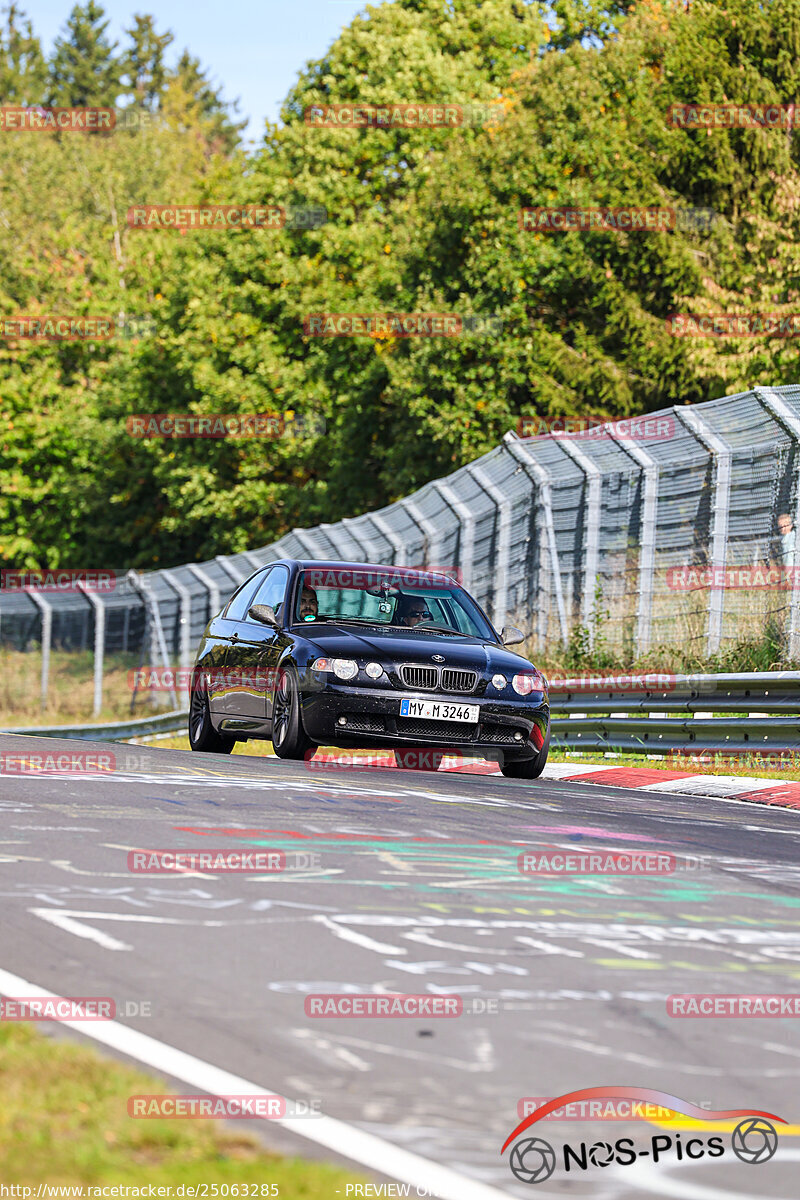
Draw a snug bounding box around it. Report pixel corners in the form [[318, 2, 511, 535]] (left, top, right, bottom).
[[293, 568, 496, 639]]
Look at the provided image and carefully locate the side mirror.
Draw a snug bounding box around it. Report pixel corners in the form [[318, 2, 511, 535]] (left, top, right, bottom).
[[248, 604, 280, 628], [500, 625, 525, 647]]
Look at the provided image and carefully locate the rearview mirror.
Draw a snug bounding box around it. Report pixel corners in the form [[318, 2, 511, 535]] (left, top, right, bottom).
[[501, 625, 525, 647], [248, 604, 280, 628]]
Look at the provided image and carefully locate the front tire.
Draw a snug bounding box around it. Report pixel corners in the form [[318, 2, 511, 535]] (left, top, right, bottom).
[[271, 666, 315, 759], [188, 672, 235, 754], [501, 723, 550, 779]]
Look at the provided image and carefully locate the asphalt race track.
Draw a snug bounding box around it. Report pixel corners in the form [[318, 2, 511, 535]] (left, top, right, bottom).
[[2, 733, 800, 1198]]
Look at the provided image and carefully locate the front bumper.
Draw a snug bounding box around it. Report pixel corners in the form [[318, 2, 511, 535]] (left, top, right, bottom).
[[299, 683, 549, 760]]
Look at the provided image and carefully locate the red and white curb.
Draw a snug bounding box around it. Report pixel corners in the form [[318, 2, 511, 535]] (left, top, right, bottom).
[[308, 753, 800, 812]]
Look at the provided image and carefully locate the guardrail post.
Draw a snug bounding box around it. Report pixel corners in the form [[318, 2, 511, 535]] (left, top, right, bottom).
[[24, 589, 52, 711], [673, 406, 731, 655], [503, 434, 569, 647], [551, 435, 601, 646], [466, 464, 512, 633], [604, 431, 658, 656], [339, 517, 373, 562], [432, 481, 475, 588], [754, 386, 800, 658]]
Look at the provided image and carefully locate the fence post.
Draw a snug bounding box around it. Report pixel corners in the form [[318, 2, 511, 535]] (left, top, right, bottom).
[[25, 589, 52, 711], [339, 517, 374, 562], [400, 497, 444, 567], [75, 582, 105, 717], [467, 463, 512, 633], [551, 435, 602, 646], [503, 434, 569, 647], [432, 481, 474, 588], [604, 431, 658, 656], [367, 513, 407, 565], [673, 406, 731, 655], [214, 555, 247, 585], [126, 571, 177, 710], [161, 569, 192, 708], [186, 564, 221, 625], [754, 386, 800, 659]]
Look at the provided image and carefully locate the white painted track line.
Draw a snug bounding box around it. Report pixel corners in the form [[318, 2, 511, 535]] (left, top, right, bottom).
[[0, 967, 510, 1200]]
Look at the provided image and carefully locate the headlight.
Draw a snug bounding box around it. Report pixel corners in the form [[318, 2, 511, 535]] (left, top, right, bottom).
[[364, 661, 383, 679], [512, 672, 543, 696], [491, 673, 507, 690], [332, 658, 358, 680]]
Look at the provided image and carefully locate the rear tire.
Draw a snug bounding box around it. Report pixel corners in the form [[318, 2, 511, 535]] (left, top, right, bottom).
[[271, 666, 315, 759], [188, 672, 235, 754], [394, 748, 443, 771], [501, 723, 550, 779]]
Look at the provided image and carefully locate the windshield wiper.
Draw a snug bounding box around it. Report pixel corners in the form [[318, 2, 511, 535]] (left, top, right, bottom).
[[411, 623, 463, 636]]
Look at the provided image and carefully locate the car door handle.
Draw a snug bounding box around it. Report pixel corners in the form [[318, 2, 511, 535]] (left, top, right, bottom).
[[230, 633, 239, 642]]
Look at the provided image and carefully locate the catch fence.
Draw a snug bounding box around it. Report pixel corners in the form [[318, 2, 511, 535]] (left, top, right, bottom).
[[1, 384, 797, 713]]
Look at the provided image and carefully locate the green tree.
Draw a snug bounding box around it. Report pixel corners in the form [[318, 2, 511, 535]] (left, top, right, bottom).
[[121, 13, 173, 109], [48, 1, 123, 107], [0, 4, 46, 103]]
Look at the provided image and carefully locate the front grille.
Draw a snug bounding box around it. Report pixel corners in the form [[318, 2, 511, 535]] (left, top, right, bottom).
[[340, 713, 386, 732], [441, 668, 477, 693], [399, 665, 438, 690], [396, 717, 477, 740], [481, 723, 522, 744]]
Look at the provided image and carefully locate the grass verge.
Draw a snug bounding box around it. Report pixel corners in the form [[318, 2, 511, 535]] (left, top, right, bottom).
[[0, 1022, 366, 1192]]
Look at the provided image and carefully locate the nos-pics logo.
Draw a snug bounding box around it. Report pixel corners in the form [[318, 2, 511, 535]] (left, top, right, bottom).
[[502, 1087, 783, 1184]]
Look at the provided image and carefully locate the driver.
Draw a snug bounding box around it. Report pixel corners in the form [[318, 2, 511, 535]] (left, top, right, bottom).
[[298, 584, 319, 621], [394, 594, 431, 628]]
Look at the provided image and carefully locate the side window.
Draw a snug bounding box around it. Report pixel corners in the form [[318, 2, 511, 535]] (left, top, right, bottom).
[[223, 570, 269, 621], [250, 566, 290, 619]]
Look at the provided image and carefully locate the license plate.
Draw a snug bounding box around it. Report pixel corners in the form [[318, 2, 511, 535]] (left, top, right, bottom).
[[400, 698, 479, 722]]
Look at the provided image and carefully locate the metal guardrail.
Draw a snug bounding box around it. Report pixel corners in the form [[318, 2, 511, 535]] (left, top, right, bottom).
[[549, 672, 800, 756], [1, 671, 798, 757], [0, 710, 187, 743]]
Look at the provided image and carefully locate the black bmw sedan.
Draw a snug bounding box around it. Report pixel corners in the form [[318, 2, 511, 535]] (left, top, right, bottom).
[[188, 560, 550, 777]]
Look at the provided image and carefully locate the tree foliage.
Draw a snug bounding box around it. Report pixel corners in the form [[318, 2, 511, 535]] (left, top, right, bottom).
[[2, 0, 800, 570]]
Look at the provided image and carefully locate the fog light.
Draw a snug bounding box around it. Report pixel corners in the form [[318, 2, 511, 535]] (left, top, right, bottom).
[[514, 730, 523, 740], [337, 716, 347, 725]]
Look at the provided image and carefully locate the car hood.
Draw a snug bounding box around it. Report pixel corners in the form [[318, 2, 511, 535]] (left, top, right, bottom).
[[295, 623, 537, 673]]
